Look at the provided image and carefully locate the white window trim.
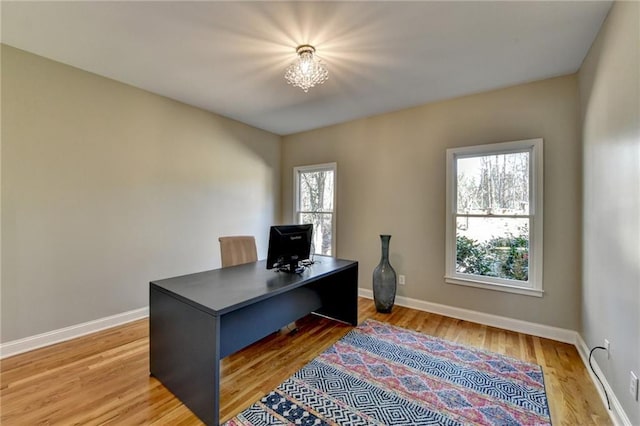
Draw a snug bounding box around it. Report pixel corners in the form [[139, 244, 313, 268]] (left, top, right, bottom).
[[444, 139, 544, 297], [293, 162, 337, 257]]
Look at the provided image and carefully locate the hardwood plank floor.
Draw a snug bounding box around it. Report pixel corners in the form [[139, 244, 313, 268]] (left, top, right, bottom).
[[0, 299, 611, 425]]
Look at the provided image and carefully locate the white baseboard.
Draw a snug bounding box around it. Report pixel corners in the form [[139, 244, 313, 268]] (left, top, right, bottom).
[[358, 288, 577, 343], [359, 288, 630, 425], [0, 307, 149, 359], [575, 335, 631, 426]]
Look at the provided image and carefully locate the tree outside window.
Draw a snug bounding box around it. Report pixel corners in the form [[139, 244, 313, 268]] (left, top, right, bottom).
[[294, 163, 336, 256], [445, 139, 543, 296]]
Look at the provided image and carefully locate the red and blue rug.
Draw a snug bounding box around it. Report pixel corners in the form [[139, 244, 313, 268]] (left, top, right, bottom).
[[225, 319, 551, 425]]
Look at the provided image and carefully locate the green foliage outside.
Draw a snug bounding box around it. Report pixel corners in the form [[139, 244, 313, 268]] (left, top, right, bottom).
[[456, 236, 491, 276], [456, 229, 529, 281]]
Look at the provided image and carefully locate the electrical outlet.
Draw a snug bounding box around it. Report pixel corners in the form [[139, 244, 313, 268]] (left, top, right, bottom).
[[604, 339, 610, 359], [398, 275, 406, 285], [630, 371, 638, 401]]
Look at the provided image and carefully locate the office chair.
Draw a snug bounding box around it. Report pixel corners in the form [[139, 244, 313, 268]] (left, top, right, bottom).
[[218, 235, 258, 268]]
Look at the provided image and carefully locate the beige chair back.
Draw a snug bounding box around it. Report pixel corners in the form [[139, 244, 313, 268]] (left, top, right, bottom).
[[218, 236, 258, 268]]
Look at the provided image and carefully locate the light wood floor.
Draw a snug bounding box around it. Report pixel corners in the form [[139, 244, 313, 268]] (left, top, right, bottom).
[[1, 298, 611, 425]]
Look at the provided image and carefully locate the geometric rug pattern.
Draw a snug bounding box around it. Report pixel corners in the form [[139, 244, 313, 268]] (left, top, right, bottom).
[[224, 319, 551, 425]]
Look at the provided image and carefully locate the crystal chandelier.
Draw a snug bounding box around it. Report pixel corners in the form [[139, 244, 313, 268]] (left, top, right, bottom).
[[284, 45, 329, 92]]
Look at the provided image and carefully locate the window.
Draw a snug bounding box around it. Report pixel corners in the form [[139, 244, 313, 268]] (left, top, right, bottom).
[[445, 139, 543, 296], [294, 163, 337, 256]]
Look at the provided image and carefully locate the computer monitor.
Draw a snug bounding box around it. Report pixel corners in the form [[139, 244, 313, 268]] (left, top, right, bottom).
[[266, 224, 313, 273]]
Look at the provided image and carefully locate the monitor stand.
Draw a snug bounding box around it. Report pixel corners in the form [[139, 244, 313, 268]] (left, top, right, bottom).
[[277, 261, 305, 274]]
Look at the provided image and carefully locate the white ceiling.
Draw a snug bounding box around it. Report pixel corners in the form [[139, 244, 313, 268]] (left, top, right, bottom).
[[1, 1, 611, 135]]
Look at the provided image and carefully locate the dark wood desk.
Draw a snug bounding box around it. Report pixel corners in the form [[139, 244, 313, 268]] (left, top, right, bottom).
[[149, 256, 358, 425]]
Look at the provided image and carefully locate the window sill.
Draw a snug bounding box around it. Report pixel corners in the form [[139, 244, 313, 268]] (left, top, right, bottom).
[[444, 276, 544, 297]]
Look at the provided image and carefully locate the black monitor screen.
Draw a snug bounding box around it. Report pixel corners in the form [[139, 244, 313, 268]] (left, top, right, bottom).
[[266, 224, 313, 272]]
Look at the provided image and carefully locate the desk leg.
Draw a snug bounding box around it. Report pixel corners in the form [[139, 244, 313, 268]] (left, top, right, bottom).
[[150, 287, 220, 425], [314, 263, 359, 326]]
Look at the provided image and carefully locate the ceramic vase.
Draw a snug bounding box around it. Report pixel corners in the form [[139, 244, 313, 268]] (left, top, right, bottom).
[[372, 234, 397, 313]]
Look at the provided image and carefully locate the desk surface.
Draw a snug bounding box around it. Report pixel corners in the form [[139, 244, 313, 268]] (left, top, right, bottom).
[[151, 255, 357, 316]]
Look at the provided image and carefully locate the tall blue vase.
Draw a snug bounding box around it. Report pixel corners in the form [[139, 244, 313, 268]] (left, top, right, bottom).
[[372, 234, 397, 313]]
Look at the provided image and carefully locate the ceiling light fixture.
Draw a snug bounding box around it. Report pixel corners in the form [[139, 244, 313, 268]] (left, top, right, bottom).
[[284, 44, 328, 93]]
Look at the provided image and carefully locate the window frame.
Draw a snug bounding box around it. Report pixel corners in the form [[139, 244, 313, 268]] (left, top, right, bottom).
[[293, 162, 337, 257], [445, 139, 544, 297]]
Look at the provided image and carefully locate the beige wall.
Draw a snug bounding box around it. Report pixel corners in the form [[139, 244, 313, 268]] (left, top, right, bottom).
[[579, 1, 640, 423], [282, 75, 582, 330], [1, 45, 281, 342]]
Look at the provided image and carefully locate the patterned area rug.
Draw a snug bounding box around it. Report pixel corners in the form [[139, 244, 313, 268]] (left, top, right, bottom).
[[224, 319, 551, 426]]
